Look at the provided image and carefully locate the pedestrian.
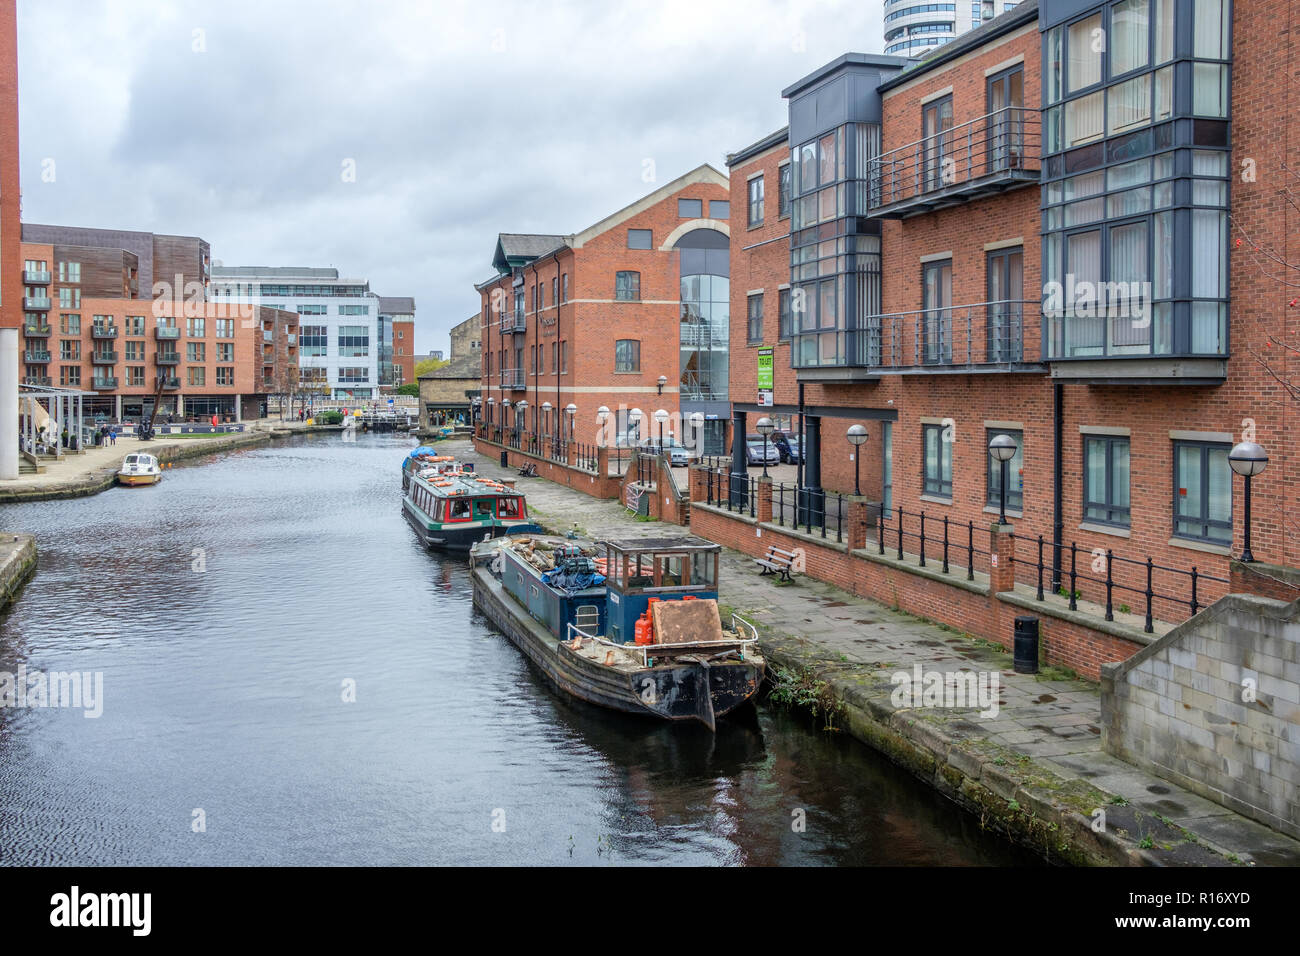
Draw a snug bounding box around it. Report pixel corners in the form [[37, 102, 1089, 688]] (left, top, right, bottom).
[[110, 428, 117, 446]]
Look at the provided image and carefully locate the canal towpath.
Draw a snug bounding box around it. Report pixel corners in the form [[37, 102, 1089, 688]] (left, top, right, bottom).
[[451, 437, 1300, 867]]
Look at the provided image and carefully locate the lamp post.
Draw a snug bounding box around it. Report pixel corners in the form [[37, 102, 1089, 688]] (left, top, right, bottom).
[[628, 407, 642, 446], [654, 408, 669, 451], [596, 405, 610, 447], [541, 400, 552, 437], [755, 416, 775, 478], [847, 424, 869, 496], [565, 403, 577, 441], [487, 396, 495, 426], [1228, 441, 1269, 563], [988, 433, 1018, 525], [516, 400, 528, 447], [657, 374, 667, 395], [688, 411, 704, 459]]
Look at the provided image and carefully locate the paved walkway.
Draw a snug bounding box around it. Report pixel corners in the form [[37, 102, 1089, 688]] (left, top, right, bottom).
[[454, 438, 1300, 865]]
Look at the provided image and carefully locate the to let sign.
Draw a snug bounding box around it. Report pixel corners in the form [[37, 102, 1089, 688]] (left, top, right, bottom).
[[757, 348, 773, 391]]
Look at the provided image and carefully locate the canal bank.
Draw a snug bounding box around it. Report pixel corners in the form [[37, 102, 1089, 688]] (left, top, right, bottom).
[[0, 429, 283, 503], [453, 439, 1300, 867], [0, 533, 36, 612]]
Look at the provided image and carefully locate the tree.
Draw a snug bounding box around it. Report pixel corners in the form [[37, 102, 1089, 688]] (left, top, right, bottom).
[[394, 382, 419, 396], [414, 357, 449, 378]]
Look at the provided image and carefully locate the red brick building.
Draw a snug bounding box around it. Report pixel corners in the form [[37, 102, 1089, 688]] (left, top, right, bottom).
[[0, 0, 19, 332], [725, 0, 1297, 618], [476, 165, 731, 454], [20, 224, 289, 421]]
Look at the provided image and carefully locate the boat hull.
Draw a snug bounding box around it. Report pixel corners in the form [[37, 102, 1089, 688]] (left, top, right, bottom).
[[472, 563, 762, 727], [117, 473, 161, 486], [403, 501, 538, 552]]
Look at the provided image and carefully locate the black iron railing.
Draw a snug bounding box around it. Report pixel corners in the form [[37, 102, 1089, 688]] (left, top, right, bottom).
[[770, 483, 850, 544], [875, 507, 995, 581], [704, 467, 756, 519]]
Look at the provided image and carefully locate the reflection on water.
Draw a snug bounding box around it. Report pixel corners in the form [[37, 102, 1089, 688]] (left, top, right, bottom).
[[0, 433, 1036, 865]]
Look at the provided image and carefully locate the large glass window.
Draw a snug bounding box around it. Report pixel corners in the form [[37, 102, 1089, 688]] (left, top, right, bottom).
[[1083, 435, 1130, 526], [747, 176, 764, 226], [614, 339, 640, 372], [747, 294, 763, 344], [1174, 441, 1231, 544], [922, 424, 952, 499], [615, 271, 641, 301], [300, 325, 327, 356], [338, 325, 369, 357], [627, 229, 652, 249]]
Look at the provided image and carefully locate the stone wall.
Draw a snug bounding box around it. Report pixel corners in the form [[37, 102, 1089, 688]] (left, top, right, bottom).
[[1101, 594, 1300, 840]]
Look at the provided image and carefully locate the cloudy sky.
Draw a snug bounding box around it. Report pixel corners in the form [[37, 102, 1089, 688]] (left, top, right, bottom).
[[17, 0, 887, 354]]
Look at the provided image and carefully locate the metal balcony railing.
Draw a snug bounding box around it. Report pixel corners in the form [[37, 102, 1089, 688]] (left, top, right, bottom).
[[92, 350, 118, 364], [23, 270, 50, 284], [502, 314, 527, 334], [92, 377, 119, 390], [869, 107, 1040, 217], [499, 368, 525, 389], [23, 375, 52, 387], [155, 326, 180, 340], [24, 296, 51, 311], [23, 350, 51, 363], [161, 376, 181, 389], [92, 325, 119, 339], [23, 324, 51, 336], [794, 300, 1040, 372], [155, 352, 181, 366]]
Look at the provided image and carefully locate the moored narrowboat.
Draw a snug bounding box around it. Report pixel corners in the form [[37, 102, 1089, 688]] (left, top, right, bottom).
[[401, 447, 468, 492], [403, 466, 541, 551], [469, 534, 764, 730]]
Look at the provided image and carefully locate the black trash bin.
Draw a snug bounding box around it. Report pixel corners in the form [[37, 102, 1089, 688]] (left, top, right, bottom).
[[500, 450, 508, 469], [1014, 616, 1039, 674]]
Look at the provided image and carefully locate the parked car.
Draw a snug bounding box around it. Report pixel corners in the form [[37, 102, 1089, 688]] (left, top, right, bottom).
[[744, 434, 781, 465], [772, 431, 803, 464], [638, 437, 693, 466]]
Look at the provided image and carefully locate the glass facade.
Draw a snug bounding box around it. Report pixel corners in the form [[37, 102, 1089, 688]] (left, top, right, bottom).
[[1041, 0, 1231, 360], [789, 123, 884, 368], [677, 229, 730, 401]]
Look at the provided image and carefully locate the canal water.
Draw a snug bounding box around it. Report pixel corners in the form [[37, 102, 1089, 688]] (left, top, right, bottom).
[[0, 433, 1036, 865]]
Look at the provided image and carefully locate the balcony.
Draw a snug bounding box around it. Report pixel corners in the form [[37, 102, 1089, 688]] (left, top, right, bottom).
[[92, 350, 118, 365], [155, 352, 180, 366], [23, 269, 50, 284], [155, 326, 181, 340], [680, 321, 723, 348], [24, 296, 51, 311], [92, 376, 119, 391], [499, 367, 525, 389], [869, 108, 1040, 219], [161, 376, 181, 390], [502, 315, 527, 334], [792, 300, 1045, 382], [22, 375, 52, 387], [23, 350, 51, 363], [1043, 308, 1228, 385], [92, 325, 119, 339], [23, 323, 51, 336]]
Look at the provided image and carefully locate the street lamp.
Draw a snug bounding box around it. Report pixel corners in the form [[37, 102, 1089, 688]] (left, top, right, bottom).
[[565, 403, 577, 441], [657, 374, 668, 395], [847, 424, 869, 496], [541, 401, 553, 440], [628, 407, 642, 445], [596, 405, 610, 447], [988, 433, 1018, 525], [654, 408, 669, 450], [755, 416, 775, 478], [1228, 441, 1269, 563], [688, 411, 704, 458]]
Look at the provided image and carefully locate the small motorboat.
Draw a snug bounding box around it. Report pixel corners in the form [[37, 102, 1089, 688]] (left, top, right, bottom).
[[117, 453, 162, 486]]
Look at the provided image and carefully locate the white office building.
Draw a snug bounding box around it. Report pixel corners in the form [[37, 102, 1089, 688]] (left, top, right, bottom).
[[211, 266, 380, 399], [883, 0, 1021, 57]]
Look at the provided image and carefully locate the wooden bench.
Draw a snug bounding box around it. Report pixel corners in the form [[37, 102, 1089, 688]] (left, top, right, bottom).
[[755, 546, 799, 583]]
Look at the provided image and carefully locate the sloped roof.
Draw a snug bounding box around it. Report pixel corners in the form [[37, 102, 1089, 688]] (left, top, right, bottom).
[[492, 234, 569, 273]]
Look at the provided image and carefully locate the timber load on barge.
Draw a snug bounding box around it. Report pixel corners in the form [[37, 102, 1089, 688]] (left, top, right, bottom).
[[469, 534, 764, 730]]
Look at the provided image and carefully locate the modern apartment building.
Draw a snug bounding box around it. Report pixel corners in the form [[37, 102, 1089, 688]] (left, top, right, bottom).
[[476, 165, 732, 454], [18, 224, 281, 421], [883, 0, 1022, 57], [211, 266, 379, 400], [728, 0, 1295, 612]]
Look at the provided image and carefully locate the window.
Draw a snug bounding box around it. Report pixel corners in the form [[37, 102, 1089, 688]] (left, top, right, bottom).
[[187, 317, 206, 337], [60, 339, 81, 360], [778, 163, 792, 218], [297, 304, 328, 315], [561, 274, 568, 302], [615, 271, 641, 301], [986, 429, 1024, 512], [188, 367, 206, 387], [627, 229, 652, 249], [125, 315, 145, 336], [125, 341, 144, 361], [921, 258, 953, 364], [58, 262, 81, 283], [747, 175, 764, 226], [59, 288, 80, 308], [922, 424, 952, 499], [215, 318, 233, 338], [529, 345, 536, 376], [127, 367, 145, 387], [747, 293, 763, 344], [709, 199, 730, 219], [1173, 441, 1231, 544], [338, 325, 369, 357], [778, 288, 792, 340], [560, 341, 568, 375], [338, 367, 369, 383], [217, 343, 234, 362], [217, 367, 234, 386], [614, 339, 640, 372], [301, 325, 328, 356], [186, 342, 206, 362], [551, 277, 557, 305], [60, 366, 81, 387], [92, 314, 114, 332], [1083, 435, 1131, 526], [338, 305, 369, 315], [678, 198, 702, 217]]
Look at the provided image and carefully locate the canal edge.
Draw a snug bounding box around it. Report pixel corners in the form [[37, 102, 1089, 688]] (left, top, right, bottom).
[[0, 533, 37, 615]]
